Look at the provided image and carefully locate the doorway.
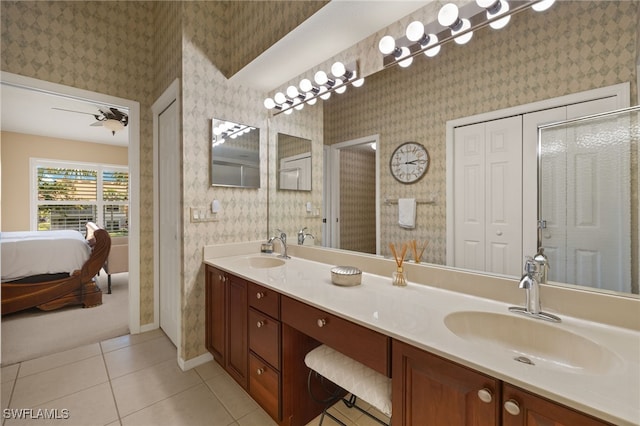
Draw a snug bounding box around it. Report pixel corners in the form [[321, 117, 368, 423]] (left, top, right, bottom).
[[323, 134, 380, 254]]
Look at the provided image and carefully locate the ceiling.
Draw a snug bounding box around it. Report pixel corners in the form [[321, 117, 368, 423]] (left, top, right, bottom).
[[0, 1, 431, 146]]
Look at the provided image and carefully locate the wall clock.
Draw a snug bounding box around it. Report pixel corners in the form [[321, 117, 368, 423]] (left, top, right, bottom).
[[389, 142, 430, 184]]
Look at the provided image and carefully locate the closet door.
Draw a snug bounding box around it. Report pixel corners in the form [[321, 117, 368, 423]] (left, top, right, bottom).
[[453, 116, 522, 276]]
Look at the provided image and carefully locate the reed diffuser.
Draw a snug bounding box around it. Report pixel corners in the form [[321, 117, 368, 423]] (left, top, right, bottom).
[[389, 242, 408, 286], [410, 240, 429, 263]]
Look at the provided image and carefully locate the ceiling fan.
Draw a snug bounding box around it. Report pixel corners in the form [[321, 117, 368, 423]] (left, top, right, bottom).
[[53, 106, 129, 135]]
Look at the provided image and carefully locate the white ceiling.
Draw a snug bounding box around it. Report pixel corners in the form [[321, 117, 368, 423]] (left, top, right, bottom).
[[0, 1, 431, 145]]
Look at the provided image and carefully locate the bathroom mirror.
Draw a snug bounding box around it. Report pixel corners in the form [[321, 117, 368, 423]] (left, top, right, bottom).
[[277, 133, 312, 191], [211, 118, 260, 188], [266, 1, 640, 297]]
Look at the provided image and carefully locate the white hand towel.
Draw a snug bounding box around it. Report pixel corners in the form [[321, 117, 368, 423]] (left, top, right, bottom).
[[398, 198, 416, 229]]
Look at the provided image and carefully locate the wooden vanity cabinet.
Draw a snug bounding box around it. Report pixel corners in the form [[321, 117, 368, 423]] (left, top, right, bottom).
[[392, 339, 499, 426], [501, 384, 613, 426], [205, 266, 248, 389]]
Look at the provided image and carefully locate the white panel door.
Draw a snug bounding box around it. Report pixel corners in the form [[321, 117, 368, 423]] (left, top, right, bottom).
[[484, 116, 523, 276], [158, 100, 180, 346], [454, 125, 485, 271], [564, 98, 630, 291]]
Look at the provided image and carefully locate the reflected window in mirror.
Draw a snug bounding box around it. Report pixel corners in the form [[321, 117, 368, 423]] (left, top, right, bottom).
[[211, 118, 260, 188], [277, 133, 312, 191]]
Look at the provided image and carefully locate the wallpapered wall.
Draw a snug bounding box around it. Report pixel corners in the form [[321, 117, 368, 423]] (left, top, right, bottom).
[[322, 1, 639, 264]]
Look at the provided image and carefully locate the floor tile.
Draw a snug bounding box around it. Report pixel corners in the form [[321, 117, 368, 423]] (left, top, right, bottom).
[[1, 364, 19, 383], [18, 343, 101, 378], [205, 373, 259, 420], [111, 358, 202, 416], [2, 379, 15, 411], [4, 383, 118, 426], [236, 407, 279, 426], [9, 355, 108, 408], [100, 329, 165, 354], [103, 334, 176, 379], [193, 359, 226, 382], [120, 383, 235, 426]]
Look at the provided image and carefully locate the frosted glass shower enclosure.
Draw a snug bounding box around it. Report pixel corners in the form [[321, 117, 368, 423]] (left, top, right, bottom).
[[538, 106, 639, 293]]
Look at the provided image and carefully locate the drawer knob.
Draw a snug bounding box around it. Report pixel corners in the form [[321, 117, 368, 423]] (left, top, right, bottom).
[[477, 388, 493, 403], [256, 292, 265, 299], [317, 318, 327, 328], [256, 367, 265, 375], [256, 320, 265, 328], [504, 399, 521, 416]]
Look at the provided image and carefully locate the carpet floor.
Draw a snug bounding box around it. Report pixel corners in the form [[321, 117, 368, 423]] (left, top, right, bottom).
[[1, 271, 129, 366]]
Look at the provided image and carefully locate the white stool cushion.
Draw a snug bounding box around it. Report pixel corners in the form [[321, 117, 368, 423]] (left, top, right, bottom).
[[304, 344, 392, 417]]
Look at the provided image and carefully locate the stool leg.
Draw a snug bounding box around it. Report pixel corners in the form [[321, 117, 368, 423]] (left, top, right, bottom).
[[107, 274, 112, 294]]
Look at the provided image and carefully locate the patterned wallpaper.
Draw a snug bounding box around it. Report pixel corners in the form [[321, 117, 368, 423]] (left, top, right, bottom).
[[322, 1, 639, 264], [340, 149, 376, 253]]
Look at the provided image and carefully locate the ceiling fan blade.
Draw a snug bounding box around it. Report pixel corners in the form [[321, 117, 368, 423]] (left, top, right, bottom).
[[90, 122, 103, 127], [52, 107, 96, 116]]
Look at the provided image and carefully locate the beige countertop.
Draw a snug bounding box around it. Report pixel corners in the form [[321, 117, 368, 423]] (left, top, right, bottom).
[[204, 243, 640, 426]]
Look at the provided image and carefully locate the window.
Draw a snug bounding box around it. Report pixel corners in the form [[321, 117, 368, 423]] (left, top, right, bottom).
[[32, 159, 129, 235]]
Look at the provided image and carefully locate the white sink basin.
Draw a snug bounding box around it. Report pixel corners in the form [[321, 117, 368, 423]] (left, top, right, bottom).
[[444, 311, 621, 374], [246, 256, 286, 269]]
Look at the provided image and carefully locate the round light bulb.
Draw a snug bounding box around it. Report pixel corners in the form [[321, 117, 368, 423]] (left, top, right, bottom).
[[299, 78, 314, 93], [263, 98, 276, 109], [378, 35, 396, 55], [213, 127, 222, 136], [398, 47, 413, 68], [314, 70, 328, 85], [476, 0, 498, 8], [424, 33, 441, 57], [406, 21, 425, 43], [331, 61, 346, 78], [438, 3, 459, 28], [274, 92, 287, 104], [334, 80, 347, 94], [318, 86, 331, 100], [532, 0, 555, 12], [286, 85, 299, 98], [352, 77, 365, 88], [488, 0, 510, 29], [305, 93, 317, 105], [293, 98, 304, 110], [453, 18, 473, 45], [284, 108, 293, 115]]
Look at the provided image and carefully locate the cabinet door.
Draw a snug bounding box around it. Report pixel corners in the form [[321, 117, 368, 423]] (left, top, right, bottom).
[[392, 340, 499, 426], [226, 274, 248, 388], [501, 384, 612, 426], [205, 266, 226, 365]]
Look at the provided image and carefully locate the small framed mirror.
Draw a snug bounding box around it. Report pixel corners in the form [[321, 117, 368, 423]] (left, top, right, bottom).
[[211, 118, 260, 188], [277, 133, 312, 191]]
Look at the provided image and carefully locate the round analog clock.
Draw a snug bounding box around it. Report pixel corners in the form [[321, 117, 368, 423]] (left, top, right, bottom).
[[389, 142, 430, 184]]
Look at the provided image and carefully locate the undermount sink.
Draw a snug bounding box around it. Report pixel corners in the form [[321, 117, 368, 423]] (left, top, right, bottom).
[[247, 256, 286, 269], [444, 311, 621, 375]]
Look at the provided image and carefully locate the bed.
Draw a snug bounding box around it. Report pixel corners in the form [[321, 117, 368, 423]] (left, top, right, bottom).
[[1, 222, 111, 315]]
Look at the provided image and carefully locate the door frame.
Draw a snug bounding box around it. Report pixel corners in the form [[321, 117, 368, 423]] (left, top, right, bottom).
[[324, 134, 380, 254], [445, 82, 630, 268], [0, 71, 142, 334], [152, 79, 181, 356]]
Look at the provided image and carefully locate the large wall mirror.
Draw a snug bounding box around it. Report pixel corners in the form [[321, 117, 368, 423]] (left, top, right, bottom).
[[267, 1, 639, 297], [211, 118, 260, 188], [277, 133, 312, 191]]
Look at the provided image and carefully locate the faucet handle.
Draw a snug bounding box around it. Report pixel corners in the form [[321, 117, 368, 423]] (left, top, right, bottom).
[[298, 226, 308, 234], [523, 256, 537, 274]]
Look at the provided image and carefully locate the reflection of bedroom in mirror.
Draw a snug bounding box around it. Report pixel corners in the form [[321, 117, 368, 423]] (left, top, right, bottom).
[[277, 133, 312, 191], [211, 118, 260, 188]]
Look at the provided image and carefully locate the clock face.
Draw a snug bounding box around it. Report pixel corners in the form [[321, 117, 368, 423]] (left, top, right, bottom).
[[390, 142, 429, 184]]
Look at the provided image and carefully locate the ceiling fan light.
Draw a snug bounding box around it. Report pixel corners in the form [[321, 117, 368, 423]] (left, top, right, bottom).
[[103, 118, 124, 134]]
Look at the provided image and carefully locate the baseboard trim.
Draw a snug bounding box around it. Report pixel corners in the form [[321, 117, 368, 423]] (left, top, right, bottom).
[[179, 351, 213, 371], [139, 323, 158, 333]]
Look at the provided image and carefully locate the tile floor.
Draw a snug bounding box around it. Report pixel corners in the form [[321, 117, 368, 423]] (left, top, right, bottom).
[[1, 330, 389, 426]]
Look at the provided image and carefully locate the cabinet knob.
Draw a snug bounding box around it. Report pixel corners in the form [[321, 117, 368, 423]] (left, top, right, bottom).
[[256, 292, 265, 299], [256, 320, 265, 328], [256, 367, 265, 375], [477, 388, 493, 403], [317, 318, 327, 328], [504, 399, 521, 416]]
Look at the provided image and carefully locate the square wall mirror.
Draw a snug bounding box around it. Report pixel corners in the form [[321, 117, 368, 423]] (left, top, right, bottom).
[[211, 118, 260, 188], [277, 133, 312, 191]]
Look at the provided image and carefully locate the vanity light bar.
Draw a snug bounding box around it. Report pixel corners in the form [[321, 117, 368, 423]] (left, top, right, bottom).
[[379, 0, 555, 68], [212, 121, 256, 147], [264, 61, 364, 116]]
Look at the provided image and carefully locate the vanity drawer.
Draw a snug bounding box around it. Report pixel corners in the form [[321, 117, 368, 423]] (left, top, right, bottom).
[[248, 282, 280, 319], [281, 296, 390, 377], [249, 353, 280, 421], [249, 308, 280, 369]]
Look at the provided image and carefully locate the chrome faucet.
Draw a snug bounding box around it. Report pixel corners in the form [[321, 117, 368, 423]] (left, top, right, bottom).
[[268, 230, 290, 259], [509, 256, 561, 323], [297, 227, 315, 245]]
